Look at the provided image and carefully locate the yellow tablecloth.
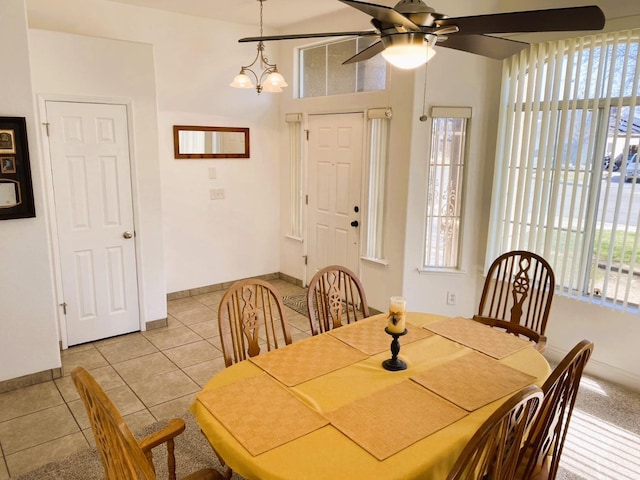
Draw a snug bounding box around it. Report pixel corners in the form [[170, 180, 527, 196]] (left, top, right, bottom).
[[190, 313, 551, 480]]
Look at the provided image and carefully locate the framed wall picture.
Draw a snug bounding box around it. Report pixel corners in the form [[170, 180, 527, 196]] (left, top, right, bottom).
[[0, 129, 16, 154], [0, 117, 35, 219]]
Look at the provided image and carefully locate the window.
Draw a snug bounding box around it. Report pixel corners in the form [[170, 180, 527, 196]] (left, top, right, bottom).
[[299, 38, 386, 98], [488, 30, 640, 309], [285, 113, 303, 238], [364, 108, 392, 262], [423, 107, 471, 270]]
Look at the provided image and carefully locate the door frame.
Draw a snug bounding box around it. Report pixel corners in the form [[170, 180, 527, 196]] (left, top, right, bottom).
[[303, 111, 368, 286], [38, 94, 143, 350]]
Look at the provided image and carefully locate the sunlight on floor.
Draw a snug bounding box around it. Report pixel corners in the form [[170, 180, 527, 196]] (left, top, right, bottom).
[[578, 377, 608, 396], [562, 409, 640, 479]]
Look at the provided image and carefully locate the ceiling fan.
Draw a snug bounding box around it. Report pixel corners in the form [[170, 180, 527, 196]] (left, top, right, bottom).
[[239, 0, 605, 69]]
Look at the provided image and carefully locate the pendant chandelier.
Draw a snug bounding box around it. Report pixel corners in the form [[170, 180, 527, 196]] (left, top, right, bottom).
[[230, 0, 288, 94]]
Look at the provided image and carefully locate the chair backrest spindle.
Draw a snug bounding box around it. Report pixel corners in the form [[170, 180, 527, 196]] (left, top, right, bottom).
[[218, 278, 292, 367], [306, 265, 370, 335], [475, 250, 555, 351]]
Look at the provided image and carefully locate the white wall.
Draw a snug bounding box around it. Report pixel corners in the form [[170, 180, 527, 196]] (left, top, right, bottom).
[[276, 9, 416, 309], [7, 0, 639, 390], [403, 47, 502, 317], [28, 30, 167, 325], [27, 0, 283, 293], [276, 2, 503, 314], [275, 0, 640, 390], [0, 0, 60, 382]]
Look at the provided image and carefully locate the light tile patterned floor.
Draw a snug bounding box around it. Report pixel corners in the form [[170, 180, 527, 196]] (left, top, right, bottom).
[[0, 279, 309, 479], [1, 278, 638, 480]]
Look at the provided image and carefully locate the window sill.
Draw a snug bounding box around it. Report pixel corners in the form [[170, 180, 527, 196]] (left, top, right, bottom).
[[361, 256, 388, 266], [418, 267, 467, 275]]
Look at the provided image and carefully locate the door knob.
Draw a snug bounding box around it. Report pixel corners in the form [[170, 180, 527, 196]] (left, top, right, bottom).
[[350, 220, 359, 227], [123, 231, 133, 239]]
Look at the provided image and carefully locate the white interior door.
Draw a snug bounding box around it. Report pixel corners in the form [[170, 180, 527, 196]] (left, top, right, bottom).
[[46, 101, 139, 346], [306, 113, 364, 284]]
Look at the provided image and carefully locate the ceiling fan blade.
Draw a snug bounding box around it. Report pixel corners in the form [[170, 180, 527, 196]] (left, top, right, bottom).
[[342, 40, 386, 64], [240, 30, 379, 42], [437, 34, 529, 60], [339, 0, 420, 30], [436, 6, 605, 35]]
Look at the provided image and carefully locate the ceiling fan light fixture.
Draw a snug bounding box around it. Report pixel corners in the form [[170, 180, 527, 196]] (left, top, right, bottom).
[[381, 33, 436, 70]]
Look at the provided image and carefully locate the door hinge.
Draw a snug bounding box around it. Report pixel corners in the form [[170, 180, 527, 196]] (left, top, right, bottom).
[[303, 255, 308, 265], [42, 122, 50, 136], [60, 302, 67, 315], [305, 194, 308, 205], [305, 129, 309, 141]]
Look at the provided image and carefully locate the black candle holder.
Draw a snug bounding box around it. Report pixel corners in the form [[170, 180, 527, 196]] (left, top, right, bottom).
[[382, 327, 408, 371]]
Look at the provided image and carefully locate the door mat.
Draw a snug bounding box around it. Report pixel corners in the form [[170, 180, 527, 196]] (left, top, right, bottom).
[[282, 294, 309, 317]]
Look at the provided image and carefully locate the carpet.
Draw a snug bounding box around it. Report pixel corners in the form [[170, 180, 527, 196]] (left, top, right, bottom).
[[282, 294, 309, 317], [14, 414, 245, 480]]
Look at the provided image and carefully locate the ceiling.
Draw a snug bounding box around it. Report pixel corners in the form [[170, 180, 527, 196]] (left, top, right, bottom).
[[105, 0, 355, 29], [105, 0, 636, 30]]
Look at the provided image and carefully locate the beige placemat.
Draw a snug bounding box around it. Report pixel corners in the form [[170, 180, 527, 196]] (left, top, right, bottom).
[[328, 317, 434, 355], [249, 334, 368, 386], [411, 351, 536, 411], [327, 380, 467, 461], [424, 317, 532, 359], [196, 373, 329, 456]]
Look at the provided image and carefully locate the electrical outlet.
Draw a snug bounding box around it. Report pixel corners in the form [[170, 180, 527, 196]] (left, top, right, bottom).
[[208, 167, 216, 179], [210, 188, 225, 200], [447, 291, 457, 305]]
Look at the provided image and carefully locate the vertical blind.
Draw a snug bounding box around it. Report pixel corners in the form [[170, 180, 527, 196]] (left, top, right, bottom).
[[488, 30, 640, 309], [364, 108, 392, 261], [285, 113, 303, 238]]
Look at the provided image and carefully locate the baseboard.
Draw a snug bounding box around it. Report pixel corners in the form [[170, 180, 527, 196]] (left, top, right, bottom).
[[167, 272, 300, 300], [545, 345, 640, 393], [145, 317, 168, 330], [0, 367, 63, 394]]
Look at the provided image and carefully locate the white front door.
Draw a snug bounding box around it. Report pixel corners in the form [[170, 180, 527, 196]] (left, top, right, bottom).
[[306, 113, 364, 284], [46, 101, 140, 346]]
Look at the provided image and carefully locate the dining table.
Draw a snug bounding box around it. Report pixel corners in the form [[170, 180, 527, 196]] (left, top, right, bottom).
[[190, 312, 551, 480]]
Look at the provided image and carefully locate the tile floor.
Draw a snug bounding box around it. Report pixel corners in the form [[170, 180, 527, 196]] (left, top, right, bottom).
[[0, 279, 310, 479], [1, 278, 639, 480]]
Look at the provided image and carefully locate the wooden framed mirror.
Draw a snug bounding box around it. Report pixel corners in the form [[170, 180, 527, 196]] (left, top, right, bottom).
[[173, 125, 250, 159]]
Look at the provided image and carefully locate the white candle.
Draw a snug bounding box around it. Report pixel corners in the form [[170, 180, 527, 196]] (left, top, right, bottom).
[[387, 296, 407, 334]]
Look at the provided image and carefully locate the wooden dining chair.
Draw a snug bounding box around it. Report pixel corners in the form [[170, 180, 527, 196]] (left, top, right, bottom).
[[474, 250, 555, 351], [447, 385, 544, 480], [516, 339, 594, 480], [218, 278, 292, 367], [71, 366, 222, 480], [306, 265, 370, 335]]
